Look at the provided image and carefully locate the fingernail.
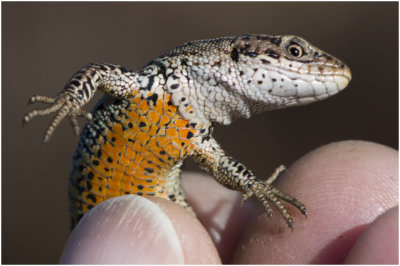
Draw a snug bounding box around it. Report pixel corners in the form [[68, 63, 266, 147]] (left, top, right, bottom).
[[60, 195, 185, 264]]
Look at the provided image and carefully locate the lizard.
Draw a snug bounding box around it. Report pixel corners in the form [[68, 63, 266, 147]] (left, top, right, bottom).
[[24, 34, 351, 230]]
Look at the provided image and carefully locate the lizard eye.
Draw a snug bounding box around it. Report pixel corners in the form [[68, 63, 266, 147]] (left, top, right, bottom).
[[287, 44, 303, 57]]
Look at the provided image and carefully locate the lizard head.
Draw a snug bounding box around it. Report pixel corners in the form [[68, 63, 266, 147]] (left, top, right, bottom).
[[231, 34, 352, 111]]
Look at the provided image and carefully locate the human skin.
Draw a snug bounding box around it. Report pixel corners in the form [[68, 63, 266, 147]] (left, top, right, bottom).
[[60, 140, 398, 264]]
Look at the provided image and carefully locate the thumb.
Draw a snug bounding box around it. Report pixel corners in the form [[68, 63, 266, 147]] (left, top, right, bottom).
[[60, 195, 220, 264]]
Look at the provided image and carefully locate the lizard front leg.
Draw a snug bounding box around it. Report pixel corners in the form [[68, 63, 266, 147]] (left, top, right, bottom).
[[192, 137, 307, 230], [23, 63, 141, 143]]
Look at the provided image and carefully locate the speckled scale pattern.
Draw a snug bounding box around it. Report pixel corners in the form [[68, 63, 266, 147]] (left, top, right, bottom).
[[24, 34, 351, 230], [69, 91, 198, 226]]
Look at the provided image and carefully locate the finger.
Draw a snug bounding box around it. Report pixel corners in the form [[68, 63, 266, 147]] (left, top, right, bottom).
[[60, 195, 220, 264], [182, 172, 258, 263], [148, 197, 221, 264], [345, 206, 398, 264], [232, 140, 398, 264]]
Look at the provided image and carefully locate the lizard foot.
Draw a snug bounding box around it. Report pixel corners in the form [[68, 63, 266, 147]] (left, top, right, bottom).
[[242, 165, 307, 230], [24, 94, 88, 143]]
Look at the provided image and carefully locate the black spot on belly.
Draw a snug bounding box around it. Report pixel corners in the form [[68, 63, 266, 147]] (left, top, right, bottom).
[[86, 193, 96, 203], [146, 93, 158, 106], [87, 171, 94, 180], [186, 131, 194, 139], [86, 181, 92, 190], [144, 168, 154, 173]]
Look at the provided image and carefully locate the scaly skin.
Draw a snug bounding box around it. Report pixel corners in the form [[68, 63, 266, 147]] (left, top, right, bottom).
[[24, 34, 351, 229]]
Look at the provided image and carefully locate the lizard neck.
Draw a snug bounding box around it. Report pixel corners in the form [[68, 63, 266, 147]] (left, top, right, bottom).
[[190, 80, 253, 125], [161, 61, 253, 127]]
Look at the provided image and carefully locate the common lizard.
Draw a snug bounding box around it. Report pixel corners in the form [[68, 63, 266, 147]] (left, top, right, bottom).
[[24, 34, 351, 230]]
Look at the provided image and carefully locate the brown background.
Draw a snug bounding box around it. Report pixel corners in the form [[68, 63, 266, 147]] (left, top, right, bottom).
[[2, 2, 398, 264]]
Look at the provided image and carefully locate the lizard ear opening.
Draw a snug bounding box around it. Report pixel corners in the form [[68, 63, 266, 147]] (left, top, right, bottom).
[[230, 48, 239, 63]]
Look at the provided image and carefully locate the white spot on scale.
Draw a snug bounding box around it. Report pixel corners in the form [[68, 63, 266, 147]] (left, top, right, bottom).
[[165, 68, 173, 76], [150, 77, 159, 92], [140, 77, 149, 88]]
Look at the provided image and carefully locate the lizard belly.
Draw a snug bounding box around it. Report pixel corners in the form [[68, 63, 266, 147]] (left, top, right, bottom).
[[69, 91, 197, 227]]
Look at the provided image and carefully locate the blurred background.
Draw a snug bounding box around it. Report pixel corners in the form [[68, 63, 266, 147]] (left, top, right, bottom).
[[2, 2, 398, 263]]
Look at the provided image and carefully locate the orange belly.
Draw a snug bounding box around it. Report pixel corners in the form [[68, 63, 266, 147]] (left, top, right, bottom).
[[68, 91, 198, 227]]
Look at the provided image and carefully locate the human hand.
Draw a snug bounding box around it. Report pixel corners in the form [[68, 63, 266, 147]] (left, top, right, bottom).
[[60, 140, 398, 264]]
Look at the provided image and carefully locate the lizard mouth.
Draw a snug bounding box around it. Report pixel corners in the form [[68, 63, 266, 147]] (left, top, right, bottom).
[[259, 64, 351, 106]]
